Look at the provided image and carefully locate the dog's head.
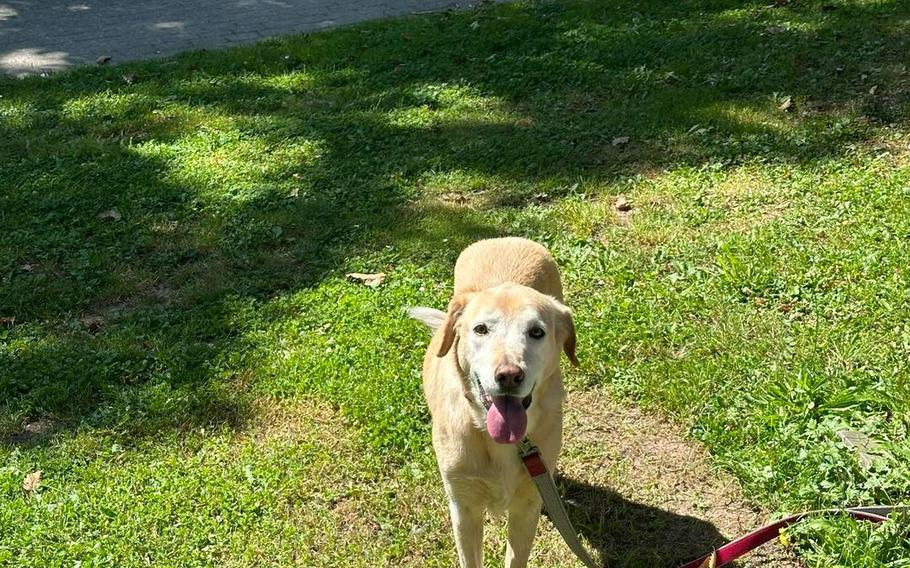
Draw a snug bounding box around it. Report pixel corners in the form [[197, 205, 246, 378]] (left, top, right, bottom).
[[411, 282, 576, 443], [438, 282, 577, 394]]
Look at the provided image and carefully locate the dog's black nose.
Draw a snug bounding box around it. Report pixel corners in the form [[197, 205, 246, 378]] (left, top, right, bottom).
[[494, 365, 524, 388]]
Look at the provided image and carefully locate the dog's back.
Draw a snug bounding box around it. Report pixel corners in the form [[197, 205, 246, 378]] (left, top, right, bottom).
[[453, 237, 563, 300]]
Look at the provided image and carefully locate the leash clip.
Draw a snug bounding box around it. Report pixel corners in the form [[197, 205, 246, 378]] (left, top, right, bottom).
[[517, 437, 539, 459], [517, 437, 548, 478]]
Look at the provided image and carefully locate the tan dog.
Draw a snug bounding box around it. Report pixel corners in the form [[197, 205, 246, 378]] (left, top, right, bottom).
[[409, 237, 577, 568]]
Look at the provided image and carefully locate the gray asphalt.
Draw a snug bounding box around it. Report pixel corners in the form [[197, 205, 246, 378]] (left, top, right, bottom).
[[0, 0, 478, 76]]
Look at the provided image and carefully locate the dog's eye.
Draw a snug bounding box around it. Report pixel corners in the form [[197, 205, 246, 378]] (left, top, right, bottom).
[[528, 326, 545, 339], [473, 324, 489, 336]]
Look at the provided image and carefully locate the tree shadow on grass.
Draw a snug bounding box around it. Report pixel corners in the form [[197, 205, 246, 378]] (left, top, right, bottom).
[[1, 0, 909, 446]]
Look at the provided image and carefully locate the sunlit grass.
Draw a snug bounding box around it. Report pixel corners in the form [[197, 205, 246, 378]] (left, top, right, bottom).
[[1, 0, 909, 565]]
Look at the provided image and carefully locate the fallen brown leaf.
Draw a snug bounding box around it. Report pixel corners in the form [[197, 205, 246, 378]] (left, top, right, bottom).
[[80, 315, 105, 333], [24, 418, 55, 436], [869, 85, 879, 96], [23, 471, 42, 492], [440, 193, 469, 206], [614, 195, 633, 212], [346, 272, 386, 288], [98, 209, 122, 221], [778, 96, 793, 112]]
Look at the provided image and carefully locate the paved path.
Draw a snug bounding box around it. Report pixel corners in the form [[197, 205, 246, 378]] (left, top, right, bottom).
[[0, 0, 476, 76]]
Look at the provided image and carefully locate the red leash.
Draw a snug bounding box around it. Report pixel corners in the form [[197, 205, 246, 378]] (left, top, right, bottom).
[[678, 506, 907, 568]]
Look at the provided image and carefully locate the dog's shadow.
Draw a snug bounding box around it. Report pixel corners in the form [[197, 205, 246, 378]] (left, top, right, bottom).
[[552, 475, 728, 568]]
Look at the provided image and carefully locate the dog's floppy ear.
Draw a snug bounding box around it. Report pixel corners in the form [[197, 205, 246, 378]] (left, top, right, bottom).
[[554, 301, 579, 366], [437, 294, 469, 358], [407, 307, 446, 331]]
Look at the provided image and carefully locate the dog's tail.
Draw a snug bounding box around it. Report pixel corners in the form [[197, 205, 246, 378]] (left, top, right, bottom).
[[406, 307, 446, 331]]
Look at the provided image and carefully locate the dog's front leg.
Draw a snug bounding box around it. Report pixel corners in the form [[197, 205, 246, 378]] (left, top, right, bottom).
[[505, 485, 542, 568], [449, 498, 484, 568]]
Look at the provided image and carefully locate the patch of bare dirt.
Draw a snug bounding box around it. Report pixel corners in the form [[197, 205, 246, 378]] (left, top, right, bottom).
[[244, 397, 341, 445], [1, 417, 58, 446], [535, 388, 802, 567]]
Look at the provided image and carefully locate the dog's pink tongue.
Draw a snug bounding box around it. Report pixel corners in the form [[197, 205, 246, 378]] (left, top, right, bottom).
[[486, 396, 527, 444]]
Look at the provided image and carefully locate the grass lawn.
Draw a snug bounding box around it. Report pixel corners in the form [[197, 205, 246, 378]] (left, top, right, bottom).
[[2, 0, 910, 565]]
